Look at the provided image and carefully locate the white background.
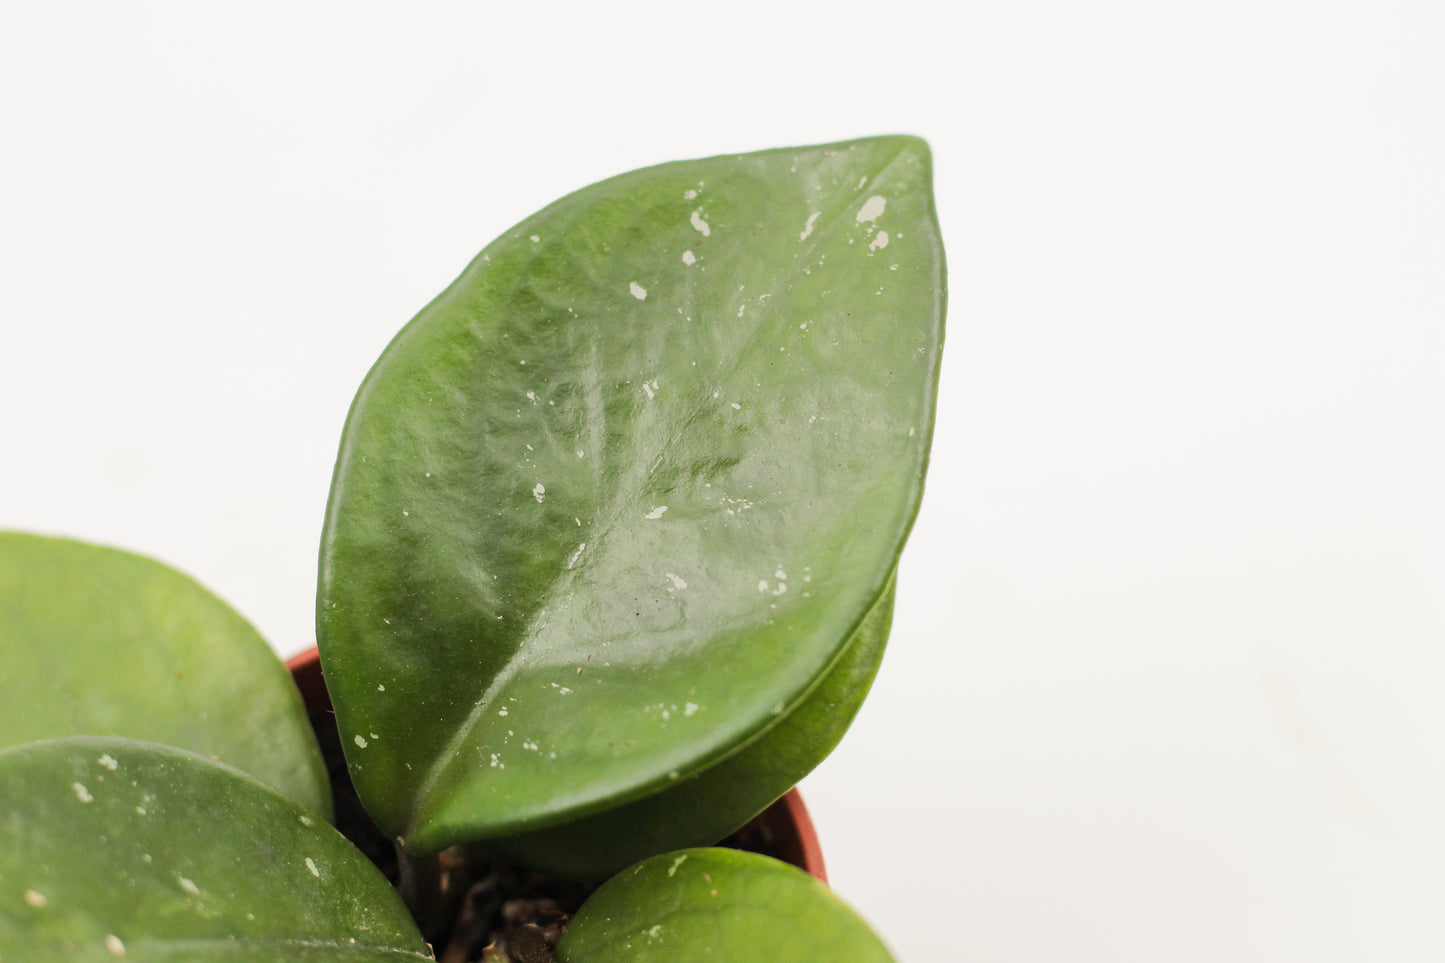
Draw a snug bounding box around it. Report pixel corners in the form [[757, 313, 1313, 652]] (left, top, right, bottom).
[[3, 2, 1443, 960]]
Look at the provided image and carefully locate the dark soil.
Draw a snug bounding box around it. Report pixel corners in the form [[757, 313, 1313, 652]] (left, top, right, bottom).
[[305, 698, 789, 962]]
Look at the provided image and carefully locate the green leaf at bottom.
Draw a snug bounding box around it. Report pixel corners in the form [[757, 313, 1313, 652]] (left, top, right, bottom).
[[556, 848, 894, 962], [0, 737, 428, 963]]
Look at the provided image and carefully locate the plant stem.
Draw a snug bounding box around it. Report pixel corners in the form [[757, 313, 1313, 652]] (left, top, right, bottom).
[[397, 842, 448, 942]]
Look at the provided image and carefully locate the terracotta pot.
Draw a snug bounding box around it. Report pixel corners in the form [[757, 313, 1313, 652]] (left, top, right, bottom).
[[286, 647, 828, 883]]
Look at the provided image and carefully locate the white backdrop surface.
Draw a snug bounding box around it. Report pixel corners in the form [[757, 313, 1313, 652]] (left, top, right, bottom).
[[3, 2, 1443, 960]]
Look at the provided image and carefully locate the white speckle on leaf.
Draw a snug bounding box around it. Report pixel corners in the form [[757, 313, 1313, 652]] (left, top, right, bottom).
[[730, 402, 741, 410], [682, 249, 696, 265], [498, 707, 509, 717], [648, 924, 663, 939], [684, 188, 698, 200], [799, 212, 820, 241], [525, 390, 537, 403], [530, 235, 540, 243], [402, 510, 409, 517], [684, 702, 700, 716], [758, 580, 769, 592], [178, 877, 200, 897], [490, 753, 502, 768], [299, 815, 313, 826], [642, 379, 658, 400], [857, 175, 868, 189], [97, 753, 118, 771], [24, 890, 46, 908], [690, 210, 711, 236], [644, 505, 668, 519], [533, 483, 546, 503], [869, 230, 890, 251], [353, 735, 368, 749], [665, 573, 688, 590], [377, 684, 385, 692], [135, 805, 147, 816], [72, 782, 93, 803], [305, 858, 320, 878], [568, 543, 586, 568], [856, 195, 886, 223], [105, 935, 126, 957], [630, 281, 647, 300], [668, 854, 688, 876]]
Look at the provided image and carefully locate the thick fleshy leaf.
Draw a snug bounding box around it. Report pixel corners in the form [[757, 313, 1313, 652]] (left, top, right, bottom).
[[318, 136, 945, 849], [0, 532, 331, 818], [484, 575, 894, 878], [556, 848, 894, 962], [0, 737, 429, 962]]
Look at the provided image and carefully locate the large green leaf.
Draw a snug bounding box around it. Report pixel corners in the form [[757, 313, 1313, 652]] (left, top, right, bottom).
[[555, 847, 894, 962], [318, 136, 945, 850], [0, 737, 429, 962], [0, 532, 331, 818], [484, 574, 894, 878]]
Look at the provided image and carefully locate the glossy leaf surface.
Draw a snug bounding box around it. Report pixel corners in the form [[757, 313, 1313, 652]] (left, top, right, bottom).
[[485, 575, 893, 878], [319, 136, 944, 850], [0, 532, 331, 818], [0, 737, 428, 962], [556, 847, 894, 962]]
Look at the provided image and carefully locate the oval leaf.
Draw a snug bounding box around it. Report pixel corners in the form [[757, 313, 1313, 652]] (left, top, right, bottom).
[[556, 847, 894, 962], [0, 737, 428, 962], [485, 574, 894, 878], [0, 529, 330, 815], [0, 532, 331, 818], [319, 136, 945, 849]]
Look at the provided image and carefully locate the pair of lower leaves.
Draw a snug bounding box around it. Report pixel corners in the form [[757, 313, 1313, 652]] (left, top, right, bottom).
[[0, 737, 893, 962]]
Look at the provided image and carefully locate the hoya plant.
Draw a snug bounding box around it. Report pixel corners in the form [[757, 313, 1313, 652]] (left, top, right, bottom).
[[0, 136, 944, 961]]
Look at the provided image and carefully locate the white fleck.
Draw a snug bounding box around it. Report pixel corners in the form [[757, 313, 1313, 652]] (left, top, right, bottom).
[[665, 573, 688, 590], [377, 684, 386, 692], [682, 249, 696, 265], [857, 175, 868, 189], [648, 924, 663, 939], [568, 543, 586, 568], [668, 854, 688, 876], [490, 753, 502, 768], [105, 934, 126, 957], [498, 707, 509, 717], [730, 402, 741, 410], [890, 263, 898, 271], [799, 212, 821, 241], [299, 815, 313, 826], [353, 735, 368, 749], [909, 427, 916, 437], [24, 890, 46, 908], [72, 782, 93, 803], [532, 483, 546, 503], [425, 472, 431, 477], [402, 510, 409, 517], [690, 209, 711, 236], [179, 877, 200, 896], [525, 390, 537, 403], [684, 702, 700, 716], [642, 379, 658, 400], [558, 686, 573, 695], [684, 188, 698, 200], [97, 753, 118, 771], [630, 281, 648, 300], [772, 582, 788, 596], [758, 580, 769, 592], [135, 806, 147, 816], [774, 568, 787, 579], [644, 505, 668, 520], [523, 740, 539, 751], [856, 195, 887, 223], [771, 702, 785, 715], [530, 235, 540, 243], [305, 857, 320, 878], [869, 230, 890, 251], [668, 770, 680, 780]]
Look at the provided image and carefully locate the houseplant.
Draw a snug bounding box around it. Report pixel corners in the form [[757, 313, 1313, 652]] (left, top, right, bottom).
[[0, 135, 944, 961]]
